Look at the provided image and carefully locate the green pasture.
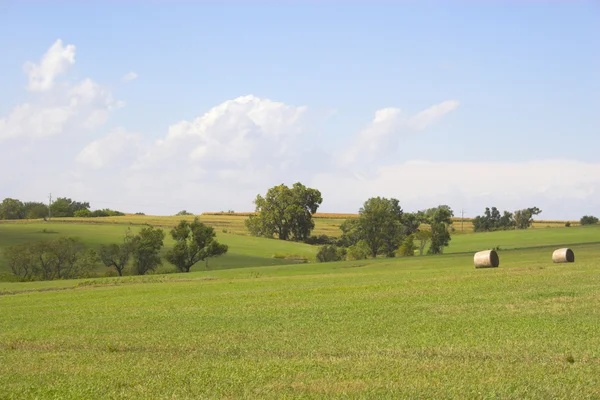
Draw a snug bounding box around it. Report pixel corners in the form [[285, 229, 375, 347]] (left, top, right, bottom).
[[0, 222, 318, 275], [2, 237, 600, 398]]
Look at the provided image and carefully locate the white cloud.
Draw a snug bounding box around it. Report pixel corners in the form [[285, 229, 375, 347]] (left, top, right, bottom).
[[335, 100, 459, 169], [23, 39, 76, 92], [136, 95, 308, 176], [122, 72, 138, 82], [76, 128, 143, 169], [0, 42, 122, 142], [312, 160, 600, 218]]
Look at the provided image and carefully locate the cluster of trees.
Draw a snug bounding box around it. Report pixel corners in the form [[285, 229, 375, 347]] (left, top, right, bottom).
[[0, 197, 124, 220], [246, 183, 455, 262], [472, 206, 542, 232], [6, 218, 228, 281], [580, 215, 599, 226]]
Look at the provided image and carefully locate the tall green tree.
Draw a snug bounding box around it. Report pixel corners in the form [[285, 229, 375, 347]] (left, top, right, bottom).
[[23, 202, 49, 219], [246, 182, 322, 241], [424, 205, 454, 254], [166, 218, 228, 272], [0, 198, 25, 220], [131, 226, 165, 275], [345, 197, 404, 258], [49, 197, 90, 217], [99, 229, 135, 276], [513, 207, 542, 229], [472, 207, 515, 232]]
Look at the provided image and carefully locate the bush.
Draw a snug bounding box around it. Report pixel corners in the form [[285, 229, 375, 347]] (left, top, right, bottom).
[[346, 240, 370, 261], [316, 245, 346, 263], [580, 215, 599, 226], [565, 222, 571, 227], [74, 209, 92, 218], [305, 234, 338, 245], [396, 235, 416, 257]]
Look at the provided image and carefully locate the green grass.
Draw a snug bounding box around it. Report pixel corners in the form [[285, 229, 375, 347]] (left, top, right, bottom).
[[2, 227, 600, 397], [0, 222, 318, 275]]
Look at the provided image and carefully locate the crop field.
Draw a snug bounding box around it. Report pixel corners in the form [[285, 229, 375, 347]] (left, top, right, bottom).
[[1, 221, 600, 398]]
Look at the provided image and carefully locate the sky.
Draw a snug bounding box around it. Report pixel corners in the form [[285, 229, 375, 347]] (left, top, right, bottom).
[[0, 1, 598, 219]]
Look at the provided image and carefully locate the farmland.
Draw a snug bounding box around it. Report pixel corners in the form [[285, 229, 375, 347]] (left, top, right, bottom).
[[1, 217, 600, 398]]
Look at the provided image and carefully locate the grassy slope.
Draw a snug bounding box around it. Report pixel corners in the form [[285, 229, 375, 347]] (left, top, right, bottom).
[[0, 222, 318, 274], [2, 240, 600, 398]]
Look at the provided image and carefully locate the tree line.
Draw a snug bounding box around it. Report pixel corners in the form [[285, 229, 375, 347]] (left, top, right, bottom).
[[245, 183, 455, 262], [5, 218, 228, 281], [0, 197, 125, 220]]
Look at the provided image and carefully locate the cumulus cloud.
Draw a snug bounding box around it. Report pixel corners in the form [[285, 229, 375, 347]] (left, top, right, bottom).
[[23, 39, 76, 92], [136, 95, 308, 176], [122, 72, 138, 82], [76, 128, 143, 169], [335, 100, 459, 170], [0, 41, 122, 142]]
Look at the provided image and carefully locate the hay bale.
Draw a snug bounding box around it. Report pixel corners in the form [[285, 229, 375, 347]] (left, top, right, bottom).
[[474, 250, 499, 268], [552, 248, 574, 263]]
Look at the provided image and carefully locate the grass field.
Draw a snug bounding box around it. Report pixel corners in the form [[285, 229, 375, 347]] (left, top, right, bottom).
[[1, 223, 600, 398], [0, 222, 318, 275]]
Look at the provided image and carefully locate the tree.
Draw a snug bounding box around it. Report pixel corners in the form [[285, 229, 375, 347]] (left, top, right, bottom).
[[74, 209, 92, 218], [22, 202, 49, 219], [513, 207, 542, 229], [0, 198, 25, 220], [397, 234, 416, 257], [246, 183, 323, 241], [99, 230, 135, 276], [50, 197, 90, 217], [316, 245, 346, 262], [345, 197, 404, 258], [414, 230, 432, 256], [580, 215, 599, 226], [131, 226, 165, 275], [5, 237, 97, 280], [425, 205, 454, 254], [165, 218, 228, 272], [175, 210, 194, 216], [472, 207, 515, 232], [345, 240, 371, 261]]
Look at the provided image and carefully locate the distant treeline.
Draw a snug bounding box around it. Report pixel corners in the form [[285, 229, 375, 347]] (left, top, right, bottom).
[[3, 218, 228, 282], [0, 197, 124, 220]]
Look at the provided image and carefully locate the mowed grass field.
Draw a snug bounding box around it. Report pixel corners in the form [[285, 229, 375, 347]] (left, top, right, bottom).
[[1, 223, 600, 398], [0, 222, 319, 275]]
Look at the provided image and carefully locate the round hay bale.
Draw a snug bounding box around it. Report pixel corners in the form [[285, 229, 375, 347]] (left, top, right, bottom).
[[552, 248, 574, 263], [474, 250, 499, 268]]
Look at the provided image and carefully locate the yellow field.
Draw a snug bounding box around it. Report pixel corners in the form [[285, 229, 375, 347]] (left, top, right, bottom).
[[1, 213, 579, 238]]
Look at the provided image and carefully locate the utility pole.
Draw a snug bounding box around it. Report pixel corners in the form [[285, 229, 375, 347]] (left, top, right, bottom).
[[461, 208, 465, 232], [48, 193, 52, 220]]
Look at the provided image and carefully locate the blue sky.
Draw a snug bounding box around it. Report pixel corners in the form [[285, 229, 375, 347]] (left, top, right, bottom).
[[0, 1, 599, 218]]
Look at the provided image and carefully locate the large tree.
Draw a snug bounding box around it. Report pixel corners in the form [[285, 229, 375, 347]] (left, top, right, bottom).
[[99, 229, 135, 276], [513, 207, 542, 229], [472, 207, 515, 232], [166, 218, 228, 272], [424, 205, 454, 254], [23, 202, 49, 219], [131, 226, 165, 275], [246, 182, 322, 241], [0, 198, 25, 220], [49, 197, 90, 218], [344, 197, 404, 258]]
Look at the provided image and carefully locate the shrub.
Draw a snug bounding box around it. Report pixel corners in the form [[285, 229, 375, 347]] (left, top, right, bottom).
[[305, 234, 338, 245], [396, 235, 416, 257], [316, 245, 346, 263], [346, 240, 370, 261], [565, 222, 571, 227], [74, 209, 92, 218], [580, 215, 599, 226]]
